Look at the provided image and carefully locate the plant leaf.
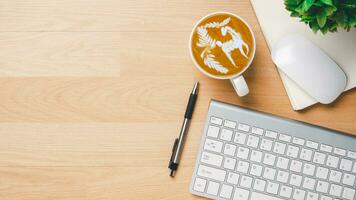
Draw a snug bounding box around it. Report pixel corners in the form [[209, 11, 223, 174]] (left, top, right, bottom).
[[283, 0, 355, 34], [329, 22, 338, 31], [320, 23, 329, 33], [317, 10, 328, 27], [320, 0, 334, 6], [323, 6, 337, 16], [350, 14, 356, 26], [313, 1, 323, 6], [334, 11, 348, 27], [285, 0, 301, 5], [301, 0, 316, 12], [309, 20, 320, 32], [290, 11, 300, 17]]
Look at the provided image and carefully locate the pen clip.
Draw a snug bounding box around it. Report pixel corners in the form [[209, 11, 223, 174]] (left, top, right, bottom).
[[169, 138, 179, 163]]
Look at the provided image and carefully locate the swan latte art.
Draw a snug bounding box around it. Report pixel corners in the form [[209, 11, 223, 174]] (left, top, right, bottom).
[[190, 13, 255, 78]]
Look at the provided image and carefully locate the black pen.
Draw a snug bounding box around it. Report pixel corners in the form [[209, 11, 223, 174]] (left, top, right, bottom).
[[169, 81, 199, 177]]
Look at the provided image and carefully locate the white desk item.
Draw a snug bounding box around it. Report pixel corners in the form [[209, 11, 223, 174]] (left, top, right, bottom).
[[271, 34, 347, 104], [250, 0, 356, 110], [190, 100, 356, 200]]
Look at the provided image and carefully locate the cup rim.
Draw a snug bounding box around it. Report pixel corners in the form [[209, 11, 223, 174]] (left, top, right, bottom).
[[189, 11, 256, 80]]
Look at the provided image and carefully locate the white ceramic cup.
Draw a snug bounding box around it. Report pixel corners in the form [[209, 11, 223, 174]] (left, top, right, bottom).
[[189, 12, 256, 97]]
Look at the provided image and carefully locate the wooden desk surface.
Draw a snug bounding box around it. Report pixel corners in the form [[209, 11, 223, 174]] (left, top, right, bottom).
[[0, 0, 355, 199]]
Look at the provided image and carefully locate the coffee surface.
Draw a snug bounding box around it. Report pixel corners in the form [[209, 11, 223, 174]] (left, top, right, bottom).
[[191, 13, 255, 78]]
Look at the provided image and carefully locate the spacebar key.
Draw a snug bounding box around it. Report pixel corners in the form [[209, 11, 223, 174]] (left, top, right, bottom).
[[197, 165, 226, 182], [250, 191, 284, 200]]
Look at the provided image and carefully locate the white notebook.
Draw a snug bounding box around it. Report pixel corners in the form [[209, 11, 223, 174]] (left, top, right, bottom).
[[250, 0, 356, 110]]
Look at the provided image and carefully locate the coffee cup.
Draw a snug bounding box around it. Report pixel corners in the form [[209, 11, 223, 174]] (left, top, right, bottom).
[[189, 12, 256, 96]]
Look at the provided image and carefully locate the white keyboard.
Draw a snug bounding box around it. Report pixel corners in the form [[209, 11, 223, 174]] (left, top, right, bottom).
[[190, 101, 356, 200]]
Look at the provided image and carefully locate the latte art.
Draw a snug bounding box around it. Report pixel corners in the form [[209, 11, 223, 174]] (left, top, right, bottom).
[[216, 25, 249, 66], [190, 13, 255, 77]]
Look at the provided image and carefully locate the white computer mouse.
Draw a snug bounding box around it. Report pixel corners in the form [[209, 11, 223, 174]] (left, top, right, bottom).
[[271, 34, 347, 104]]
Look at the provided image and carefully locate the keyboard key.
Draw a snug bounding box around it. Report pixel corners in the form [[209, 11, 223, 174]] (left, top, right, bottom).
[[206, 181, 219, 196], [347, 151, 356, 159], [286, 145, 299, 158], [207, 125, 220, 138], [263, 167, 276, 180], [253, 179, 266, 191], [234, 132, 247, 144], [250, 164, 263, 176], [263, 153, 276, 166], [233, 188, 250, 200], [266, 181, 279, 194], [251, 191, 284, 200], [300, 148, 312, 161], [340, 159, 353, 171], [265, 130, 278, 139], [293, 188, 306, 200], [200, 142, 220, 158], [251, 127, 263, 135], [342, 173, 355, 186], [210, 116, 222, 125], [237, 123, 250, 132], [302, 163, 315, 176], [246, 135, 259, 148], [224, 120, 236, 129], [353, 162, 356, 173], [201, 152, 223, 167], [197, 165, 226, 182], [334, 147, 346, 156], [276, 157, 289, 169], [220, 128, 233, 141], [204, 138, 223, 153], [193, 178, 206, 192], [306, 140, 318, 149], [227, 172, 239, 185], [342, 187, 355, 200], [223, 157, 236, 170], [316, 167, 329, 179], [240, 175, 253, 188], [276, 170, 289, 183], [223, 143, 236, 156], [313, 152, 326, 165], [279, 185, 292, 198], [250, 150, 263, 163], [290, 160, 302, 173], [320, 144, 332, 153], [329, 170, 342, 183], [306, 192, 318, 200], [302, 177, 316, 190], [326, 155, 339, 168], [219, 184, 233, 199], [236, 161, 250, 173], [236, 147, 249, 160], [292, 137, 305, 146], [273, 142, 286, 154], [316, 180, 329, 193], [279, 133, 291, 143], [290, 174, 302, 187], [330, 184, 342, 197], [320, 195, 332, 200], [260, 139, 273, 151]]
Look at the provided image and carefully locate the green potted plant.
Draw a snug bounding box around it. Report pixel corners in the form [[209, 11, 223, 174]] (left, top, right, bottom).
[[284, 0, 356, 34]]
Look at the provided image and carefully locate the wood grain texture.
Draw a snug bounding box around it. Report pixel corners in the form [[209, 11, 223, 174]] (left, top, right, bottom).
[[0, 0, 254, 31], [0, 0, 355, 199], [0, 32, 121, 76]]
